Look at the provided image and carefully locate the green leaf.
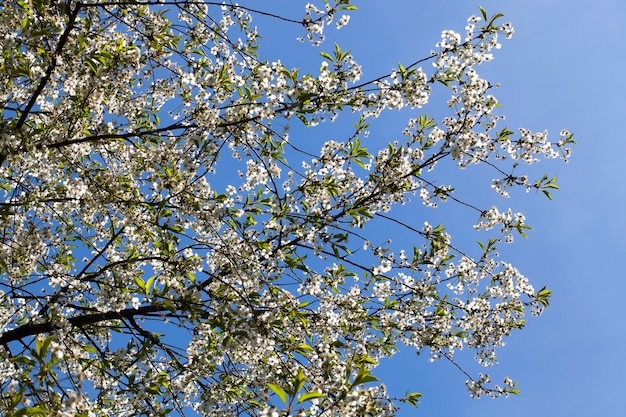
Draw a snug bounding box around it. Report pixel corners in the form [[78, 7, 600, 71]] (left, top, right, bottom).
[[134, 276, 145, 291], [145, 276, 156, 294], [337, 4, 358, 11], [36, 335, 54, 360], [319, 51, 333, 62], [13, 407, 48, 416], [351, 367, 379, 387], [296, 113, 309, 125], [9, 355, 36, 366], [268, 383, 288, 404], [479, 6, 488, 21], [295, 343, 313, 353], [536, 286, 552, 307], [355, 355, 378, 365], [355, 374, 379, 385], [293, 368, 307, 394], [298, 391, 325, 403], [402, 391, 423, 408]]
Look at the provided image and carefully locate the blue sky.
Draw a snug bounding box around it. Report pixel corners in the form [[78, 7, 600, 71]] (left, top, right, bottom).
[[259, 1, 626, 416]]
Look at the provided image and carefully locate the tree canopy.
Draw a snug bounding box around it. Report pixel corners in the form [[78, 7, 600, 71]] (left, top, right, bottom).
[[0, 1, 573, 416]]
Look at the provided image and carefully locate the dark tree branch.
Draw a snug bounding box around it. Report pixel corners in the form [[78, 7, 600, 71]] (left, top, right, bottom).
[[15, 3, 82, 130], [81, 1, 310, 25], [0, 302, 170, 345], [0, 2, 83, 167]]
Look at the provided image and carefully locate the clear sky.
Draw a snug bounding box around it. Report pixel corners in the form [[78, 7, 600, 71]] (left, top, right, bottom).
[[259, 1, 626, 416]]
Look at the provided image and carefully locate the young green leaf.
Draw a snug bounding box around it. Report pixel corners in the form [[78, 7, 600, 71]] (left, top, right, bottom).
[[298, 391, 325, 403], [268, 383, 288, 404]]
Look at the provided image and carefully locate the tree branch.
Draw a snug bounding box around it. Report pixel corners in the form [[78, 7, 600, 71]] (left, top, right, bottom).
[[0, 302, 170, 345], [0, 3, 83, 167], [81, 1, 309, 25], [15, 3, 82, 130]]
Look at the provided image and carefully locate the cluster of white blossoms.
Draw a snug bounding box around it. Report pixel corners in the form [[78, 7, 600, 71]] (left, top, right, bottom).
[[300, 2, 353, 44], [0, 1, 571, 416]]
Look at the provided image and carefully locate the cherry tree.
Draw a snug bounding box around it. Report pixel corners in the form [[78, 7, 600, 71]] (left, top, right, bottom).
[[0, 1, 573, 416]]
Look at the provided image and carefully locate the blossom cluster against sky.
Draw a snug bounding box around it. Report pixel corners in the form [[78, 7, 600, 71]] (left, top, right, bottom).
[[260, 1, 626, 416]]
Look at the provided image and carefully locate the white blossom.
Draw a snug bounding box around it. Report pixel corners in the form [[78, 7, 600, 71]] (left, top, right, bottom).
[[0, 3, 570, 416]]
